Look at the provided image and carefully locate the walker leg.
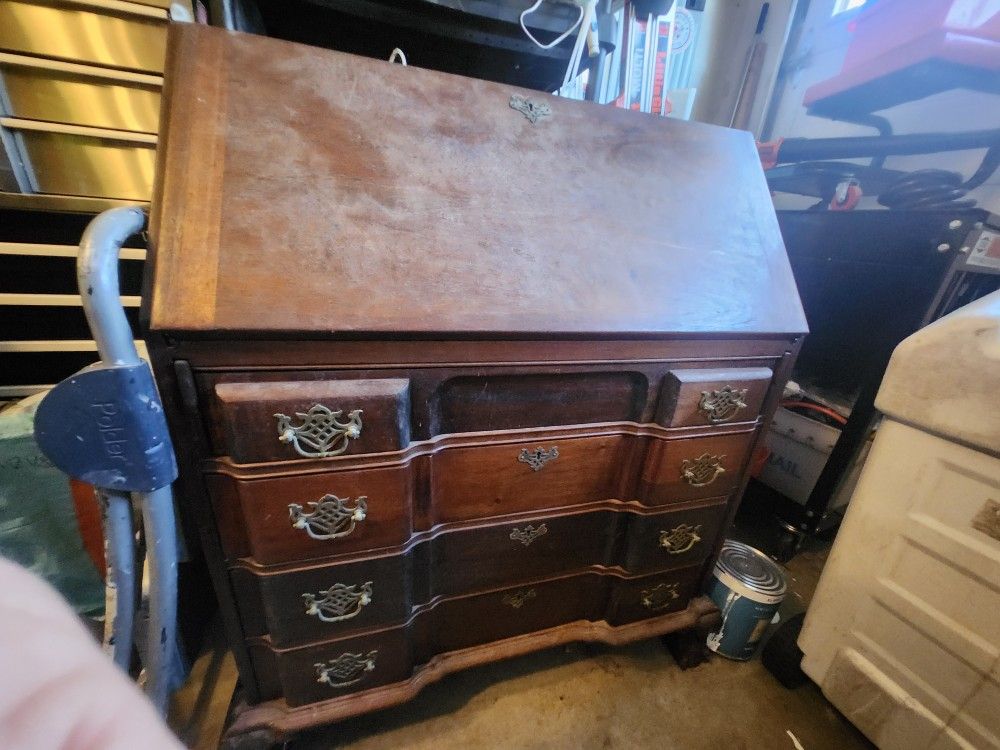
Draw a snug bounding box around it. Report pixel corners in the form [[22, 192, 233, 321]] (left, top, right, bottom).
[[138, 484, 179, 714], [99, 487, 137, 671]]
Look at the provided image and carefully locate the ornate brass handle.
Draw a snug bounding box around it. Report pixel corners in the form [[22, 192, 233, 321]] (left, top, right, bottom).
[[315, 650, 378, 688], [680, 453, 726, 487], [510, 524, 547, 547], [641, 582, 679, 611], [274, 404, 363, 458], [518, 446, 559, 471], [288, 494, 367, 540], [659, 523, 702, 555], [502, 588, 537, 609], [303, 582, 373, 623], [698, 386, 749, 423]]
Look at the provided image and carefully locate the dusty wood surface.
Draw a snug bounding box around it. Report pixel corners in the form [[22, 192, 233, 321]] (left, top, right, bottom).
[[148, 25, 806, 338]]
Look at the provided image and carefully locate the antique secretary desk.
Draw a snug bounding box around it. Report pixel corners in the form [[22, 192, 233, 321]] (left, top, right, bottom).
[[144, 24, 806, 744]]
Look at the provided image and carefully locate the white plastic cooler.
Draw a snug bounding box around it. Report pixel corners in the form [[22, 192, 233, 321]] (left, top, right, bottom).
[[798, 291, 1000, 750]]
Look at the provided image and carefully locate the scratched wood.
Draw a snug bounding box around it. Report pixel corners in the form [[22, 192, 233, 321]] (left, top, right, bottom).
[[143, 24, 807, 734], [229, 499, 729, 647], [147, 25, 807, 338], [249, 565, 703, 707]]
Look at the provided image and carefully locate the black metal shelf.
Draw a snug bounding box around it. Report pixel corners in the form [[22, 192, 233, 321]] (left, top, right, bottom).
[[252, 0, 616, 92]]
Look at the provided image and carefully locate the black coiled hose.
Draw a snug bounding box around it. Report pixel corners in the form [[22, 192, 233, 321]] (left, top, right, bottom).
[[878, 145, 1000, 210], [877, 169, 977, 210]]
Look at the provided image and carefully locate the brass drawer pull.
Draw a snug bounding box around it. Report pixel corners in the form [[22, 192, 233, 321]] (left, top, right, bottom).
[[502, 588, 537, 609], [518, 446, 559, 471], [315, 650, 378, 688], [274, 404, 363, 458], [698, 386, 749, 423], [659, 523, 702, 555], [303, 582, 373, 623], [288, 494, 367, 540], [680, 453, 726, 487], [641, 582, 679, 612], [510, 523, 547, 547]]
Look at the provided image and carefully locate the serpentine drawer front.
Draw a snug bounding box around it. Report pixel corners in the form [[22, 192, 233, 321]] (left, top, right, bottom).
[[640, 431, 755, 503], [205, 429, 752, 566], [248, 566, 703, 707], [230, 499, 730, 646], [657, 368, 773, 427], [213, 379, 412, 462], [146, 23, 805, 739]]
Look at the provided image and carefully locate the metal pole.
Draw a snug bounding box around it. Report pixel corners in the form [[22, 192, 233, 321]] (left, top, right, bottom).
[[98, 487, 137, 671], [78, 207, 145, 673], [77, 206, 179, 715], [140, 484, 179, 714], [775, 129, 1000, 164], [77, 206, 145, 367]]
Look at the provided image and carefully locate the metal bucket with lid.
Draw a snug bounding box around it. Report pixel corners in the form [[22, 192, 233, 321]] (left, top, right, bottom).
[[706, 540, 787, 660]]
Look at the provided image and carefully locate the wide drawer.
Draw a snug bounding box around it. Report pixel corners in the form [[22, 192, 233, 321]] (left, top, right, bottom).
[[208, 430, 751, 565], [230, 500, 728, 646], [247, 566, 701, 707]]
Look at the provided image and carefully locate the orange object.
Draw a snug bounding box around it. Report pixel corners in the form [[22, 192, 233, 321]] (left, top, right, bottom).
[[756, 138, 783, 170], [781, 400, 849, 426], [70, 479, 106, 577], [829, 181, 863, 211], [749, 444, 771, 477]]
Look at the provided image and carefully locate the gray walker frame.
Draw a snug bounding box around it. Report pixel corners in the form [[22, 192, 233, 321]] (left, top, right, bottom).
[[77, 207, 179, 714]]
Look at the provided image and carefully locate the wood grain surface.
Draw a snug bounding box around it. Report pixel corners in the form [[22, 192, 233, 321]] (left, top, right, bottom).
[[142, 22, 807, 727], [214, 378, 411, 462], [248, 565, 703, 706], [206, 425, 755, 565], [640, 431, 755, 503], [226, 595, 718, 739], [229, 499, 729, 646], [656, 366, 773, 427], [148, 25, 807, 338], [198, 356, 780, 451]]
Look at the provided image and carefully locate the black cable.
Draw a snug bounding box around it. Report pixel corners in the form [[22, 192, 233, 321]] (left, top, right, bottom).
[[878, 170, 976, 210], [963, 145, 1000, 190], [877, 145, 1000, 210]]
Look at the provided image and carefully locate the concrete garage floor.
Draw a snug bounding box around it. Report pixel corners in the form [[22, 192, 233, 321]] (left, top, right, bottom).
[[292, 636, 870, 750], [171, 540, 873, 749]]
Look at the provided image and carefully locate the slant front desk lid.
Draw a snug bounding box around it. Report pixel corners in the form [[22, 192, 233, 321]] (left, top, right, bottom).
[[147, 25, 806, 338]]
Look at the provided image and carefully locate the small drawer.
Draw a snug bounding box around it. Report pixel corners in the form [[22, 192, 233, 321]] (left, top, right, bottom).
[[656, 368, 772, 427], [607, 567, 702, 626], [623, 500, 730, 573], [207, 466, 414, 565], [252, 627, 414, 707], [230, 553, 411, 646], [640, 431, 754, 504], [212, 378, 411, 463]]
